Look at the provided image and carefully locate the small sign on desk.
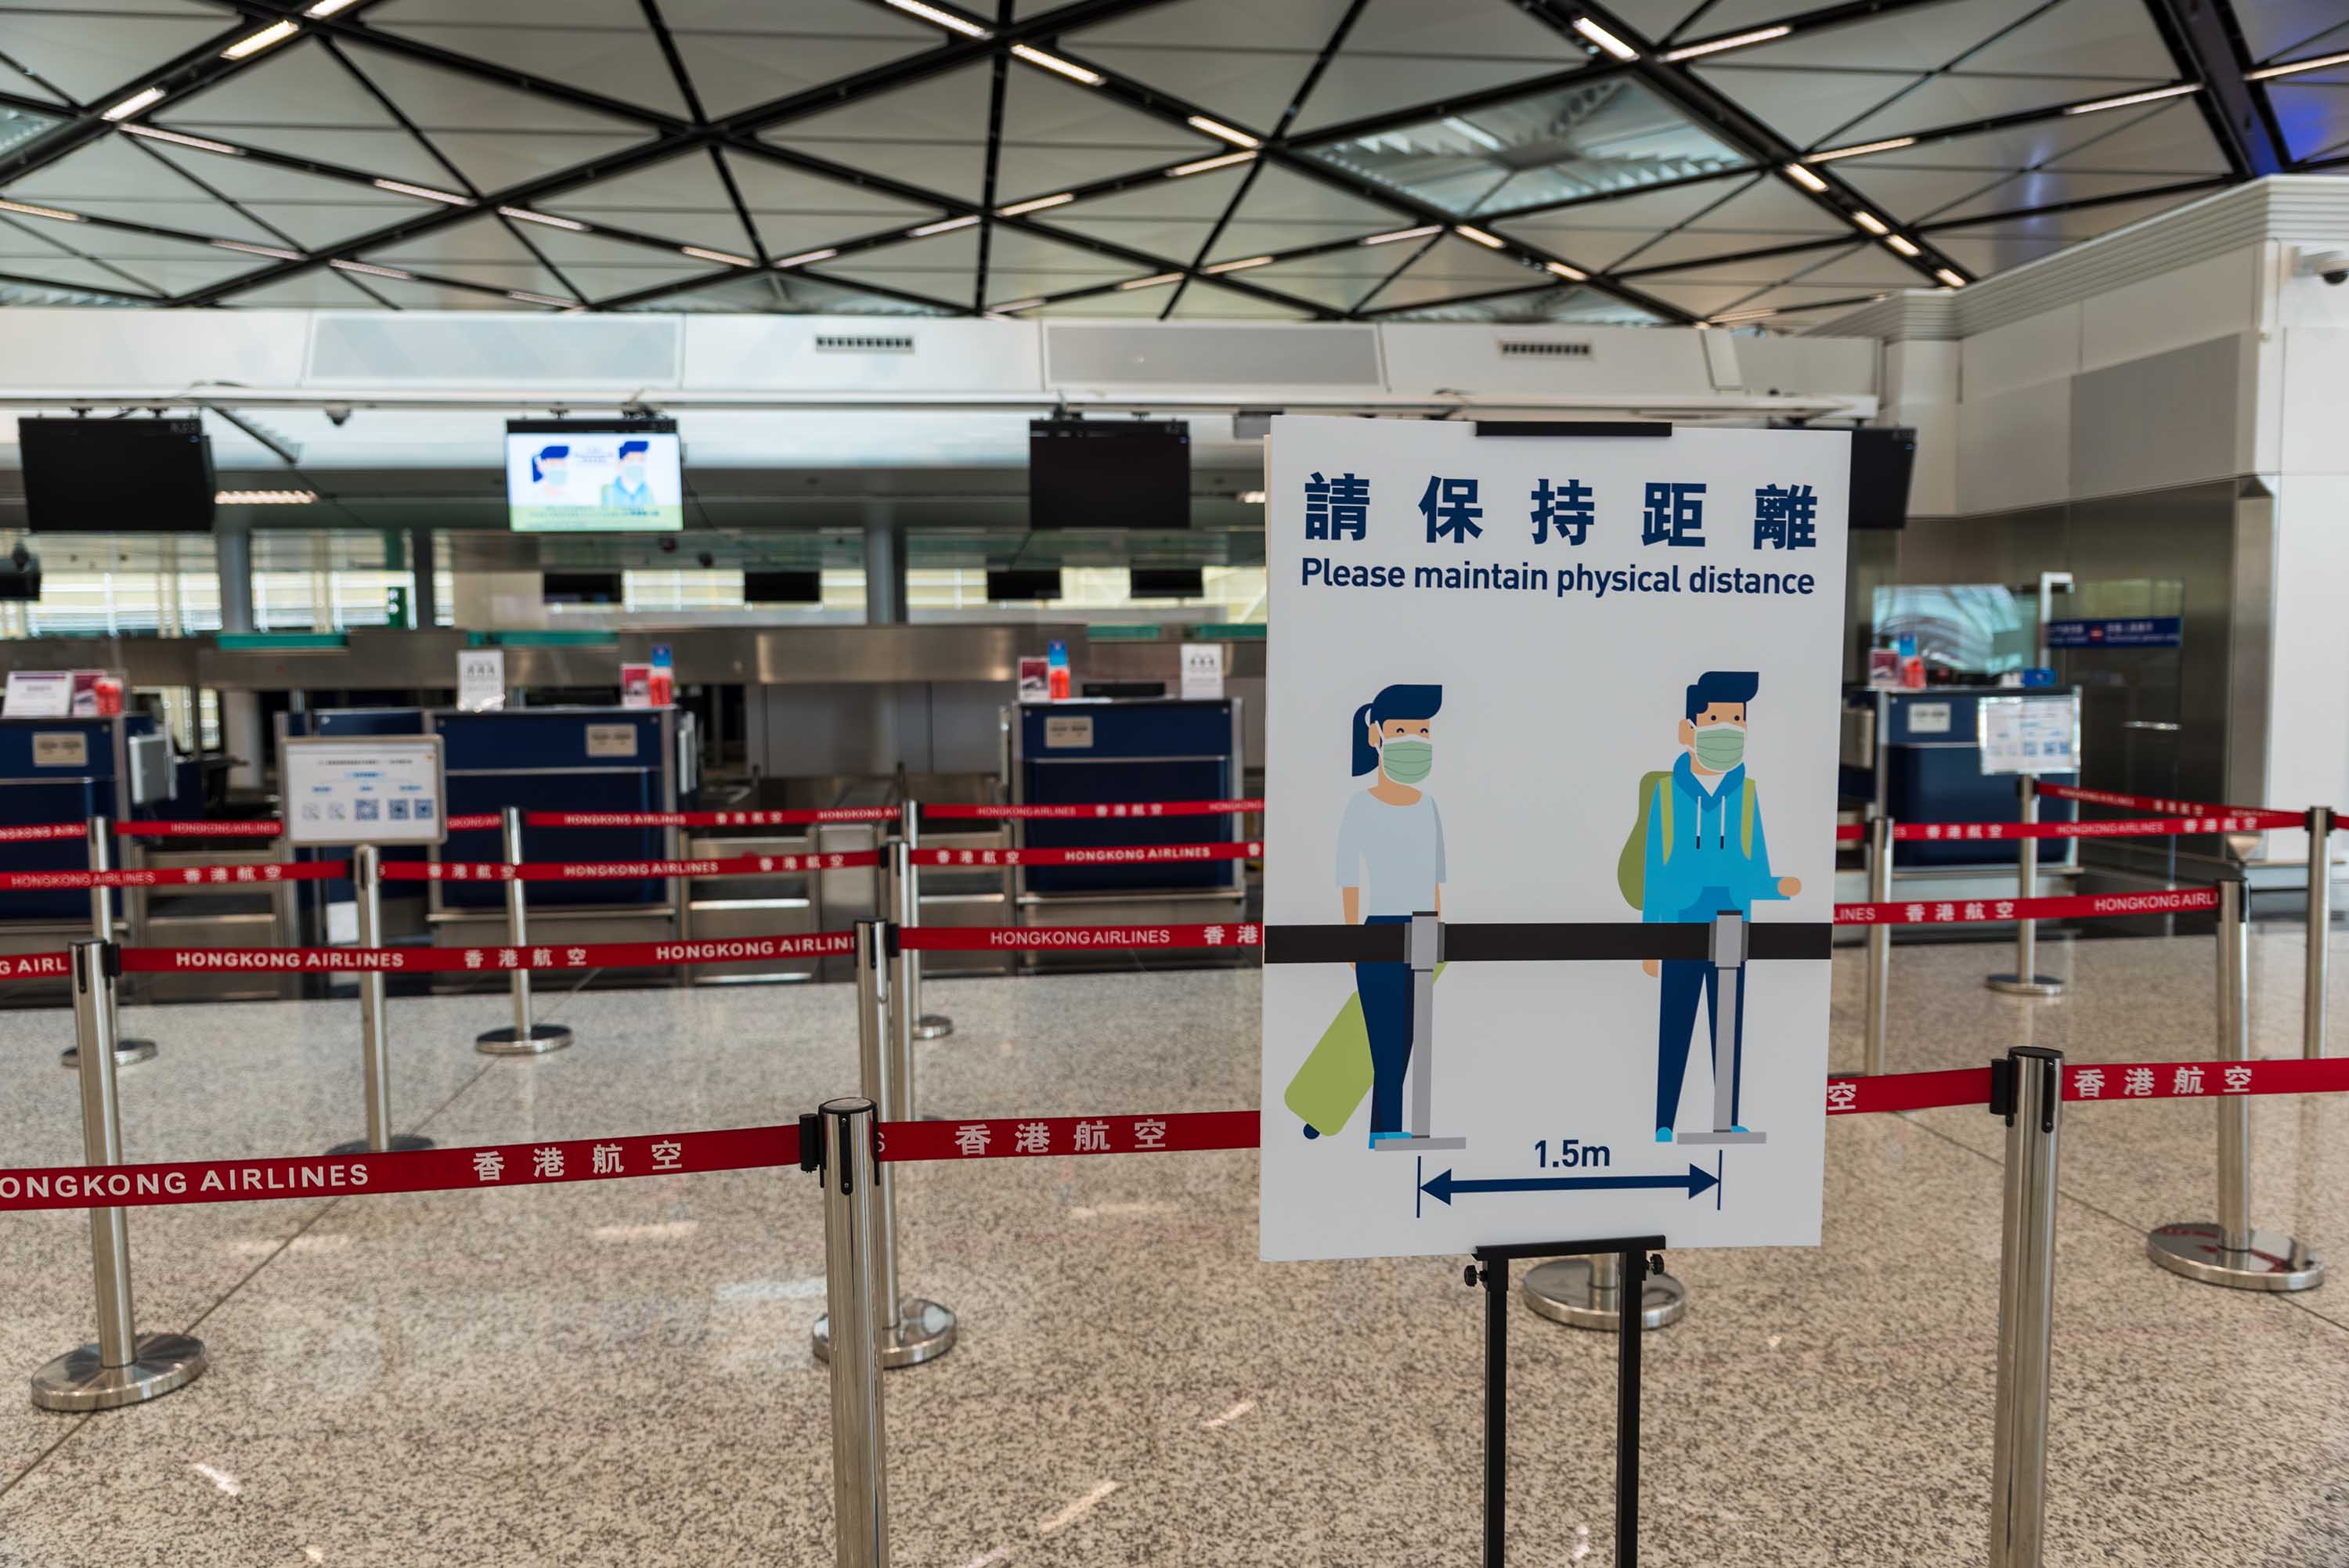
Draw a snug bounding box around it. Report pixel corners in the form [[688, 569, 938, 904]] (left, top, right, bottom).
[[283, 737, 447, 847], [1979, 694, 2079, 775], [456, 648, 506, 712]]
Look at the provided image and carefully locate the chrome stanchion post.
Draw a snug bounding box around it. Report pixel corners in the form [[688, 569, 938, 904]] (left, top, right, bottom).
[[1987, 1046, 2062, 1568], [815, 1098, 890, 1568], [1864, 814, 1894, 1076], [31, 939, 207, 1411], [475, 806, 572, 1056], [60, 816, 155, 1071], [325, 845, 431, 1156], [2307, 805, 2333, 1060], [1523, 1246, 1686, 1333], [2149, 876, 2323, 1289], [813, 920, 954, 1368], [1989, 777, 2063, 997], [897, 805, 951, 1040]]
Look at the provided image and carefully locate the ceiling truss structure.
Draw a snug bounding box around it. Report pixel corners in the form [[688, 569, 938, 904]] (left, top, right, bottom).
[[0, 0, 2329, 328]]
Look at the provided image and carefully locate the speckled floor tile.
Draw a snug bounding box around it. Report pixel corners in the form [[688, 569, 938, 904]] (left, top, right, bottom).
[[0, 935, 2345, 1566]]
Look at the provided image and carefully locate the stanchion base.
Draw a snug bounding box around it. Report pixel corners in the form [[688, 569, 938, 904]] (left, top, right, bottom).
[[475, 1023, 575, 1056], [811, 1299, 958, 1369], [323, 1134, 435, 1156], [2148, 1224, 2325, 1291], [1521, 1260, 1686, 1332], [912, 1015, 954, 1040], [31, 1332, 206, 1411], [1986, 973, 2066, 998], [59, 1039, 157, 1070]]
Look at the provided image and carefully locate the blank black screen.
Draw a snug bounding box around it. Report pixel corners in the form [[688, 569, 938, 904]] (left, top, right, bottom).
[[20, 417, 216, 533], [543, 571, 624, 604], [1130, 566, 1203, 598], [1849, 427, 1916, 531], [744, 570, 822, 604], [1028, 420, 1189, 530], [986, 569, 1062, 601]]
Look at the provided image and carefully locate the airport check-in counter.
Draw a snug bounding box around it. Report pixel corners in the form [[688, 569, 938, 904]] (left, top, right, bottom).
[[0, 715, 169, 961]]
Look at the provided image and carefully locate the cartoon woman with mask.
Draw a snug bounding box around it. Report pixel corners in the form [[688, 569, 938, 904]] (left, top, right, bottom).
[[1333, 683, 1445, 1148]]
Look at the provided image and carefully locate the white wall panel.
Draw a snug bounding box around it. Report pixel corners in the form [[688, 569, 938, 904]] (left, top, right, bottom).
[[1883, 339, 1957, 516], [0, 310, 308, 390], [1955, 379, 2069, 514], [2278, 326, 2349, 478], [2078, 244, 2259, 373], [1960, 305, 2080, 400], [2266, 474, 2349, 836]]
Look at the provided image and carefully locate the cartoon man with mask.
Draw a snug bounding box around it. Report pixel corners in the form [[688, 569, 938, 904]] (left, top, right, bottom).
[[1620, 670, 1799, 1144]]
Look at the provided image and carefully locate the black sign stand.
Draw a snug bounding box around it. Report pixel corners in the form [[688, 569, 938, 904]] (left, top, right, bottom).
[[1469, 1235, 1666, 1568]]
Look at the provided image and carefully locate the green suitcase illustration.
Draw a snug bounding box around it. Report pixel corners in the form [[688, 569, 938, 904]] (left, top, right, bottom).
[[1285, 963, 1445, 1139]]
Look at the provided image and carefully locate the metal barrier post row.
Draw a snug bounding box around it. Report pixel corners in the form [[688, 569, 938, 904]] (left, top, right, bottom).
[[60, 816, 157, 1072], [1863, 813, 1893, 1076], [30, 939, 207, 1411], [1988, 777, 2064, 998], [1987, 1045, 2062, 1568], [895, 806, 951, 1040], [2149, 877, 2323, 1289], [2308, 804, 2333, 1062], [812, 920, 955, 1368], [814, 1096, 890, 1568], [324, 845, 434, 1158], [475, 806, 574, 1057]]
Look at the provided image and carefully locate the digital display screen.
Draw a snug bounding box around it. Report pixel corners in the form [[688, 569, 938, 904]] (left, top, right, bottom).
[[506, 420, 683, 532], [1029, 419, 1189, 530], [19, 416, 215, 533]]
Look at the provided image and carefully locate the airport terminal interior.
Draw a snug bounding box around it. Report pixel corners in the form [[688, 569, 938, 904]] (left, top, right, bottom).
[[3, 0, 2349, 1562]]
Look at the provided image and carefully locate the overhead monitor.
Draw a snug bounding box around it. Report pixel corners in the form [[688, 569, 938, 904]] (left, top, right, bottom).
[[1130, 566, 1204, 599], [1028, 418, 1189, 530], [507, 418, 683, 532], [543, 571, 624, 605], [987, 568, 1062, 602], [1849, 427, 1916, 530], [18, 416, 216, 533], [745, 569, 822, 604]]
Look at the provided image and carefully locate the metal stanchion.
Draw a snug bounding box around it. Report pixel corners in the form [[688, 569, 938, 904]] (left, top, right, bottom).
[[815, 1097, 890, 1568], [1863, 813, 1894, 1076], [2307, 805, 2333, 1060], [31, 940, 207, 1411], [475, 806, 572, 1056], [60, 816, 156, 1071], [897, 805, 951, 1040], [1987, 1044, 2062, 1568], [812, 920, 955, 1368], [2149, 876, 2323, 1289], [1988, 777, 2063, 997], [1523, 1249, 1686, 1332], [324, 845, 433, 1156]]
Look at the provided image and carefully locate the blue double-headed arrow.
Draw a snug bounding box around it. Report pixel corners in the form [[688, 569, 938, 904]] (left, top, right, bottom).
[[1418, 1162, 1719, 1206]]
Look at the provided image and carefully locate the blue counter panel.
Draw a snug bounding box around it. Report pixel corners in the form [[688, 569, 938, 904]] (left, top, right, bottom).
[[1016, 701, 1241, 895]]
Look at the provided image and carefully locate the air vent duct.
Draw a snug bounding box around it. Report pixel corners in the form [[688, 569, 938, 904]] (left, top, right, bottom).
[[1499, 340, 1591, 358], [813, 333, 915, 354]]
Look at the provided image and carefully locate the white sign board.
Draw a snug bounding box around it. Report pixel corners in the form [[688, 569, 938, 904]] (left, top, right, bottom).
[[456, 647, 507, 712], [1043, 714, 1094, 748], [1979, 694, 2078, 775], [1907, 701, 1951, 735], [1260, 418, 1846, 1261], [584, 723, 638, 759], [1180, 643, 1227, 701], [282, 737, 447, 847], [2, 671, 74, 718], [31, 733, 88, 768]]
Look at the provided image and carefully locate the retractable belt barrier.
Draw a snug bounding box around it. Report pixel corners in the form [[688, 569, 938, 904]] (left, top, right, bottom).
[[1834, 886, 2218, 925], [114, 932, 854, 974], [900, 922, 1259, 951], [101, 814, 503, 838], [381, 850, 881, 882], [3, 1057, 2344, 1214], [0, 823, 88, 843], [2036, 783, 2304, 831], [1893, 814, 2275, 841], [0, 861, 346, 892], [922, 798, 1261, 820], [525, 807, 899, 829], [912, 840, 1259, 867]]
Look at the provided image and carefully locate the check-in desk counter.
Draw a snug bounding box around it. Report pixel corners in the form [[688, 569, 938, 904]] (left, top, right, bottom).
[[0, 715, 168, 971], [947, 697, 1250, 971]]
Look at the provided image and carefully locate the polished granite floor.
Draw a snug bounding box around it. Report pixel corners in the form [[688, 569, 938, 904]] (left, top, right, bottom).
[[1, 924, 2346, 1566]]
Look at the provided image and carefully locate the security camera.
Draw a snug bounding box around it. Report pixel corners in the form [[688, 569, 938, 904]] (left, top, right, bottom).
[[323, 403, 353, 426], [2294, 248, 2349, 286], [696, 550, 714, 569]]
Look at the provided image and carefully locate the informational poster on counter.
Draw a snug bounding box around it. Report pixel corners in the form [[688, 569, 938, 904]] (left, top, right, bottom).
[[1979, 694, 2078, 775], [1259, 418, 1847, 1262], [283, 737, 447, 848]]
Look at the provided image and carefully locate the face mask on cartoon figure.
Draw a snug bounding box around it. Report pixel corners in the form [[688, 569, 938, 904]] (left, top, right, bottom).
[[1380, 737, 1434, 784], [1692, 723, 1745, 771]]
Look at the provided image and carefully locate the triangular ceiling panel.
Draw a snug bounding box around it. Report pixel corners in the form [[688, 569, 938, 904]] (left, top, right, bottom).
[[142, 146, 420, 247], [982, 226, 1137, 303], [1633, 278, 1773, 317], [1032, 164, 1250, 260], [1929, 169, 2207, 228], [1359, 233, 1543, 311], [1928, 189, 2212, 247], [223, 271, 391, 309], [760, 63, 993, 204], [1826, 73, 2173, 149], [359, 274, 555, 308], [661, 0, 944, 119], [1, 0, 229, 105], [152, 40, 456, 186], [718, 151, 936, 258], [1615, 229, 1842, 274], [1068, 0, 1354, 132], [1203, 163, 1413, 260], [1927, 232, 2070, 276], [361, 213, 573, 290], [57, 196, 283, 248], [1695, 0, 2048, 71], [2035, 101, 2229, 176], [7, 133, 209, 204], [1203, 249, 1376, 311], [78, 251, 278, 298], [1782, 242, 1932, 290], [1688, 64, 1925, 149], [367, 0, 692, 120], [480, 224, 716, 297], [1961, 0, 2180, 80], [1290, 0, 1589, 135], [1496, 174, 1750, 271], [1167, 280, 1313, 320], [235, 201, 416, 251], [1034, 283, 1178, 317], [540, 150, 756, 251], [817, 225, 983, 306], [337, 41, 652, 193], [1606, 0, 1718, 45], [2238, 1, 2349, 63], [1681, 172, 1846, 234], [994, 67, 1218, 198]]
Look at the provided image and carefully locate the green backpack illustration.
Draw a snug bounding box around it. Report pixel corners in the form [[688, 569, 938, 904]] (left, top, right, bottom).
[[1616, 771, 1756, 907]]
